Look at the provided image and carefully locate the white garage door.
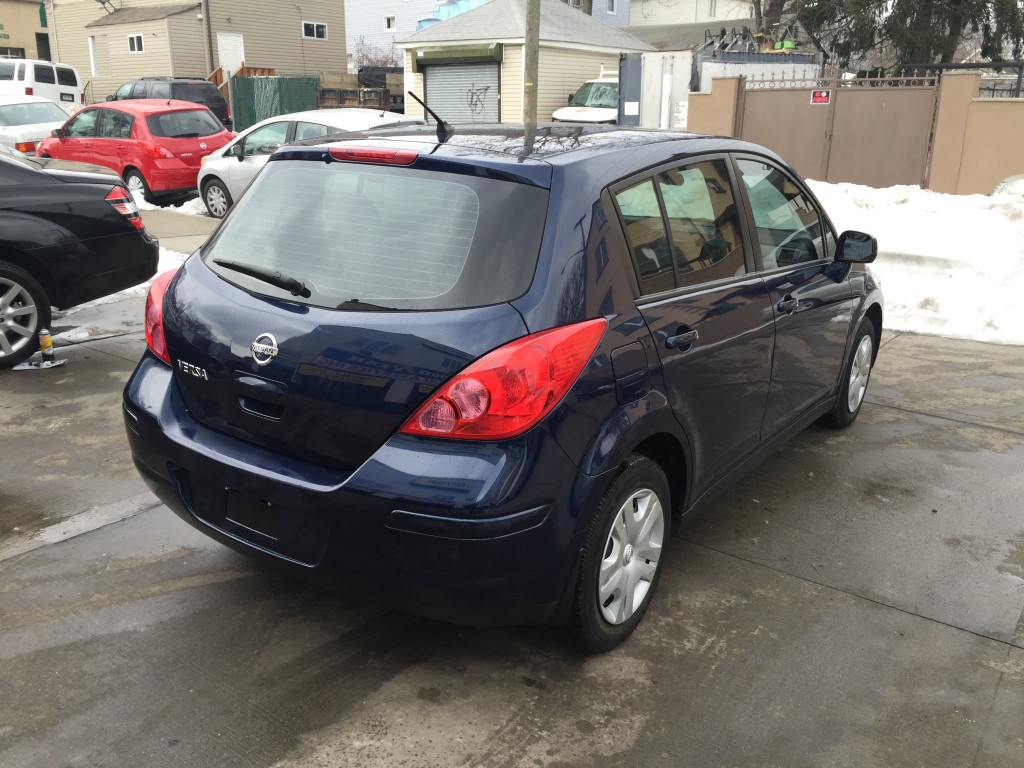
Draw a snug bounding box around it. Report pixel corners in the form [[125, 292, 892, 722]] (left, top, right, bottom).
[[423, 63, 500, 123]]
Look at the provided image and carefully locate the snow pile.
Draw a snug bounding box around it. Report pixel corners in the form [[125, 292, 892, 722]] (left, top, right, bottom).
[[809, 180, 1024, 345], [133, 192, 210, 217]]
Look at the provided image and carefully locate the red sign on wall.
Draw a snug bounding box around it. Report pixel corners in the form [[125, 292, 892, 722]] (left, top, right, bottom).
[[811, 90, 832, 105]]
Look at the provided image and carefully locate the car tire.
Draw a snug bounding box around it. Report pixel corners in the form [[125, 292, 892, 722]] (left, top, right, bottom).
[[202, 178, 233, 218], [570, 454, 669, 653], [124, 169, 153, 204], [822, 317, 876, 429], [0, 263, 50, 369]]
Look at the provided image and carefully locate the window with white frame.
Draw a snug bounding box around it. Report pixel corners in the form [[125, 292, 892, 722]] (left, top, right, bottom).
[[384, 15, 396, 30], [302, 21, 328, 40], [608, 0, 617, 14], [128, 34, 144, 53]]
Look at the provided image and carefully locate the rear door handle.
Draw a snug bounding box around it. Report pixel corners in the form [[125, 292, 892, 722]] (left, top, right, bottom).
[[777, 295, 800, 314], [665, 329, 698, 350]]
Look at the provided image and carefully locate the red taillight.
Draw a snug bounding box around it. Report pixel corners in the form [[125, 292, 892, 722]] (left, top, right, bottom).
[[14, 141, 36, 153], [399, 318, 608, 441], [24, 87, 33, 96], [144, 143, 175, 159], [145, 270, 178, 365], [328, 146, 418, 165], [105, 186, 145, 230]]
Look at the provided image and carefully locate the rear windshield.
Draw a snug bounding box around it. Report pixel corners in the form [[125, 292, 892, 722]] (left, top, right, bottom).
[[0, 100, 69, 126], [172, 82, 220, 103], [56, 67, 78, 87], [146, 109, 223, 138], [0, 63, 14, 81], [202, 159, 549, 311]]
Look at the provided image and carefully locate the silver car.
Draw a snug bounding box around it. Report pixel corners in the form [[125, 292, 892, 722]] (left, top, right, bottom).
[[0, 95, 72, 156], [196, 108, 422, 217]]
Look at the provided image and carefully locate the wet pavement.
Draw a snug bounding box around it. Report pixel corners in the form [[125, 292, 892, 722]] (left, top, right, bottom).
[[1, 269, 1022, 766]]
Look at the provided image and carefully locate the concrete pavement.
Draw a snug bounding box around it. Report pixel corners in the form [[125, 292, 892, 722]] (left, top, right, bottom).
[[0, 244, 1022, 766]]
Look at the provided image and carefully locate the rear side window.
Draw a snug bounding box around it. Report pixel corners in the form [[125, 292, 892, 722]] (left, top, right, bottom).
[[146, 109, 223, 138], [0, 63, 14, 81], [57, 67, 78, 87], [202, 160, 550, 310], [33, 65, 56, 84]]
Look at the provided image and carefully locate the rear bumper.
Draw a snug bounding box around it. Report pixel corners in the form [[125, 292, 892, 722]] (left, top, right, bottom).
[[148, 162, 201, 194], [123, 355, 613, 626]]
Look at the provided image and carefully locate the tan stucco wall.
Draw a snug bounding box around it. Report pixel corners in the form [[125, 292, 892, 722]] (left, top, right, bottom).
[[687, 76, 740, 137], [956, 99, 1024, 195], [928, 73, 980, 194], [0, 0, 47, 57]]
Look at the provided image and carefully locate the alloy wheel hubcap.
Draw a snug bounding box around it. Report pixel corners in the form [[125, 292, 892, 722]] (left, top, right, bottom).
[[206, 186, 228, 216], [127, 176, 144, 194], [598, 488, 664, 625], [847, 334, 874, 412], [0, 278, 38, 358]]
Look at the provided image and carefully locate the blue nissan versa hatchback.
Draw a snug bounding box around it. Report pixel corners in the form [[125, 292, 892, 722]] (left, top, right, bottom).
[[123, 124, 883, 651]]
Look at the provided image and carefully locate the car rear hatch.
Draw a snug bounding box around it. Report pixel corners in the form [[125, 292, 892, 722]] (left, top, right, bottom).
[[145, 108, 226, 167], [160, 144, 552, 471], [172, 82, 229, 124]]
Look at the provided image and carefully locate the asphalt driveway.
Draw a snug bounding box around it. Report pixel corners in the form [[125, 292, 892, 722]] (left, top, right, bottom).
[[0, 220, 1021, 766]]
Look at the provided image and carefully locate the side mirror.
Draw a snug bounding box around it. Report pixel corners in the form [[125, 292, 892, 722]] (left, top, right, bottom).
[[228, 143, 243, 161], [105, 94, 115, 102], [51, 128, 63, 139], [836, 230, 877, 264], [567, 94, 573, 105]]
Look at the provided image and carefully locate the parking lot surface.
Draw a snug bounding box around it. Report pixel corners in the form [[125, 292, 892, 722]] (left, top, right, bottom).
[[0, 214, 1021, 765]]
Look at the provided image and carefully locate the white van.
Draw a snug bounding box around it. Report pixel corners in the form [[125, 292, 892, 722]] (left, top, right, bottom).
[[0, 60, 84, 115], [551, 74, 619, 124]]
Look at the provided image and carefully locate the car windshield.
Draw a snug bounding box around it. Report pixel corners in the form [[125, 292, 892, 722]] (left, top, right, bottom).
[[202, 159, 550, 311], [569, 81, 618, 109], [146, 109, 223, 138], [0, 101, 69, 127]]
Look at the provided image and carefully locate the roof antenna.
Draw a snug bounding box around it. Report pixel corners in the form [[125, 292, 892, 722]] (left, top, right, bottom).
[[407, 91, 454, 144]]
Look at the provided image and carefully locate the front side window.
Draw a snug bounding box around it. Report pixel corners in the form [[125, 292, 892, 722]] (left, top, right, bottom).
[[736, 158, 831, 269], [203, 160, 549, 310], [114, 83, 133, 99], [128, 34, 144, 53], [33, 64, 56, 84], [65, 109, 99, 138], [242, 122, 289, 156], [302, 21, 328, 39]]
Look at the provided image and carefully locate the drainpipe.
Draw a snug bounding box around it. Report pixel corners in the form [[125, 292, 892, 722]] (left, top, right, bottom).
[[202, 0, 215, 75], [47, 0, 60, 60]]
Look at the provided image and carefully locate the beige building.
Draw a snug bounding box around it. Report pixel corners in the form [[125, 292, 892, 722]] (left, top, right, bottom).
[[0, 0, 50, 59], [44, 0, 345, 101], [397, 0, 652, 124]]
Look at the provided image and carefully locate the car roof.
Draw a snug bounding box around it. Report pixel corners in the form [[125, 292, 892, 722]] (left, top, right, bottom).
[[243, 108, 421, 134], [90, 99, 216, 116]]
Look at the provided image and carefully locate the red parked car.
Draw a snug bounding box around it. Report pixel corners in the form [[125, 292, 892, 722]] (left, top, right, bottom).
[[37, 99, 233, 202]]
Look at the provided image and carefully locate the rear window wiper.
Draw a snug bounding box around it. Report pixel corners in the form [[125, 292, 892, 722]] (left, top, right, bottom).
[[213, 259, 311, 298], [170, 132, 201, 138]]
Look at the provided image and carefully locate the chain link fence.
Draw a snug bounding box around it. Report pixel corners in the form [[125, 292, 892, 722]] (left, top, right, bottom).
[[230, 76, 320, 132]]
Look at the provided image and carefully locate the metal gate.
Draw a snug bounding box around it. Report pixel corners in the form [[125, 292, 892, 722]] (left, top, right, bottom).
[[423, 63, 500, 123], [738, 74, 939, 187]]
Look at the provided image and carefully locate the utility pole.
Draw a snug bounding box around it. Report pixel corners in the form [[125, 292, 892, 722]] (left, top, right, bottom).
[[523, 0, 540, 124]]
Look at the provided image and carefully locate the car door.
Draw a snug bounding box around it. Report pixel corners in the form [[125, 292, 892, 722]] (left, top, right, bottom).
[[93, 108, 134, 173], [55, 108, 100, 162], [226, 120, 291, 198], [733, 155, 857, 435], [612, 156, 775, 498]]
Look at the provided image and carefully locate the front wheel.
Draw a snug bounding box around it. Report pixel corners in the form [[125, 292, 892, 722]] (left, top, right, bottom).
[[0, 263, 50, 369], [124, 169, 153, 204], [570, 455, 669, 653], [202, 178, 233, 218], [822, 317, 876, 428]]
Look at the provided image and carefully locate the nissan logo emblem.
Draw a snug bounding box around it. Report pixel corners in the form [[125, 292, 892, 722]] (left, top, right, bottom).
[[200, 142, 208, 149], [251, 333, 279, 366]]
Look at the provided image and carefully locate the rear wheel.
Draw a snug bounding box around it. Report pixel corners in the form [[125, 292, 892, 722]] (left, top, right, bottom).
[[570, 455, 669, 653], [0, 263, 50, 369], [822, 317, 875, 428], [202, 178, 232, 218], [124, 169, 153, 204]]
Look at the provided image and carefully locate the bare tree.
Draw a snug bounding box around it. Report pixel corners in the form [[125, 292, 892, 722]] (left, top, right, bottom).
[[352, 37, 402, 69]]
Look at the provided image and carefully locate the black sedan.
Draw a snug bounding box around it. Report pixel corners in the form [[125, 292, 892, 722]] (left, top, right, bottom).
[[0, 145, 159, 368]]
